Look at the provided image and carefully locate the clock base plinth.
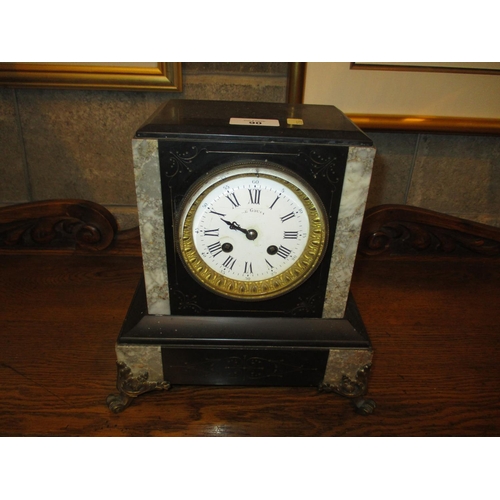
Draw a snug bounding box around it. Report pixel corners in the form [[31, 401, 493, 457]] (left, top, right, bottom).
[[108, 280, 374, 414]]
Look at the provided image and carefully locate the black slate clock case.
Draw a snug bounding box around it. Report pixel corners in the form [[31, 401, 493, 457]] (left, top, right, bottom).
[[135, 99, 373, 318], [107, 100, 376, 413]]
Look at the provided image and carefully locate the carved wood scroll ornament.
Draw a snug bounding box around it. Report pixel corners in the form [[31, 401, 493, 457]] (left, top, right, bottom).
[[0, 199, 118, 252], [359, 205, 500, 257]]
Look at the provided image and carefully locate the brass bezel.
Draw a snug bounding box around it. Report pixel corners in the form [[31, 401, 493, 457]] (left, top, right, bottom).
[[177, 162, 328, 301]]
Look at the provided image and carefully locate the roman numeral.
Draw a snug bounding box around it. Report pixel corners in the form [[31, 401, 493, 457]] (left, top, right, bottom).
[[210, 210, 226, 217], [280, 212, 296, 223], [283, 231, 298, 239], [207, 241, 222, 257], [222, 256, 236, 270], [204, 228, 219, 237], [248, 189, 261, 204], [269, 196, 280, 210], [276, 245, 291, 259], [244, 262, 253, 274], [226, 193, 240, 208]]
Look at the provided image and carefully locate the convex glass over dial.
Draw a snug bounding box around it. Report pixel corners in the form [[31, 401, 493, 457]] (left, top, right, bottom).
[[177, 161, 328, 300]]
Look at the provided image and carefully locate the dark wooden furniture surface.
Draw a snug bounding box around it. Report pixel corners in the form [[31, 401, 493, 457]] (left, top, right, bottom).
[[1, 201, 499, 436]]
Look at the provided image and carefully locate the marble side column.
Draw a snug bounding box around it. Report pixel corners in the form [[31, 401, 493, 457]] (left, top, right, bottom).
[[322, 146, 375, 318], [132, 139, 171, 315]]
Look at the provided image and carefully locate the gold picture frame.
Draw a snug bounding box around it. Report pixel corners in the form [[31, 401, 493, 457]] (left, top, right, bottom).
[[350, 62, 500, 76], [0, 62, 182, 91], [293, 62, 500, 133]]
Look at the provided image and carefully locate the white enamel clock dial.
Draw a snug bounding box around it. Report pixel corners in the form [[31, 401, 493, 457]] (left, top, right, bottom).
[[177, 161, 328, 300]]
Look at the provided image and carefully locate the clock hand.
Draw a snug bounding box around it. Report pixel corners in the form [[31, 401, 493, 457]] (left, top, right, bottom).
[[220, 218, 258, 241], [221, 218, 247, 234]]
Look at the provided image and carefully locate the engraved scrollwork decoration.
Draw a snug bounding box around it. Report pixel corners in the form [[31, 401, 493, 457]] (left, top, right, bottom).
[[163, 146, 207, 178], [170, 290, 206, 315], [300, 150, 341, 189], [106, 361, 171, 413], [285, 291, 324, 317], [166, 354, 322, 381]]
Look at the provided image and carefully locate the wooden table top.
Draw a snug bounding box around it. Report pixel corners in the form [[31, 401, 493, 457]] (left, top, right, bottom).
[[1, 202, 499, 436]]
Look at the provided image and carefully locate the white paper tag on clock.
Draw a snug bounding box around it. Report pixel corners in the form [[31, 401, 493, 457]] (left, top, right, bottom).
[[229, 117, 280, 127]]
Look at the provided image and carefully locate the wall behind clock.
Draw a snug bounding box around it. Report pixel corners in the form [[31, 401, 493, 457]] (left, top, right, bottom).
[[1, 62, 499, 229]]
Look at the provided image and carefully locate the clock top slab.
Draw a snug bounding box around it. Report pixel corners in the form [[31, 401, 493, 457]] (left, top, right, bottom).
[[135, 99, 373, 146]]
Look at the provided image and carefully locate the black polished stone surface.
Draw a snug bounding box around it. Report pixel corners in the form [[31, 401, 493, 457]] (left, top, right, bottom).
[[136, 99, 373, 146]]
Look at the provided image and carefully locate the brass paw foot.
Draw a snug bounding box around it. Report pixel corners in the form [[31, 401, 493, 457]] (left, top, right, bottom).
[[106, 392, 134, 413], [107, 361, 170, 413], [352, 398, 376, 416]]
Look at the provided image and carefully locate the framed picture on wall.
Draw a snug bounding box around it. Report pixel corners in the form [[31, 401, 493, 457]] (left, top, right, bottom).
[[0, 62, 182, 92], [300, 62, 500, 133]]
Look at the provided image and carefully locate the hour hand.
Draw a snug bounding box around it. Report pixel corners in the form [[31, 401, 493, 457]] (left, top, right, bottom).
[[220, 218, 258, 241], [221, 218, 246, 234]]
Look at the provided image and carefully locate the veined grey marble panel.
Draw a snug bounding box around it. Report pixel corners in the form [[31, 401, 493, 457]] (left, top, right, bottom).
[[408, 134, 500, 227], [323, 146, 375, 319], [116, 344, 164, 383], [323, 348, 373, 389], [0, 89, 29, 202], [364, 131, 419, 208], [133, 139, 170, 315]]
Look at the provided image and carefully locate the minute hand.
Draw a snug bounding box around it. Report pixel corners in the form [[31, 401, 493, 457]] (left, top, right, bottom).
[[221, 218, 248, 235]]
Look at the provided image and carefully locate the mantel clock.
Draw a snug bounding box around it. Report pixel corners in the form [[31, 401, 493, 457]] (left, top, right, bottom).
[[107, 99, 376, 414]]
